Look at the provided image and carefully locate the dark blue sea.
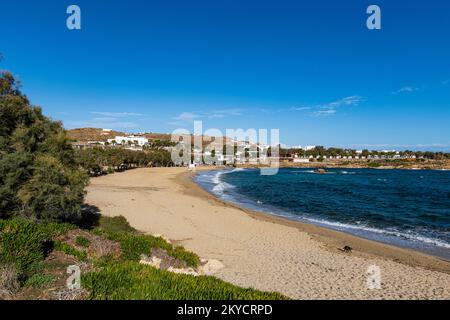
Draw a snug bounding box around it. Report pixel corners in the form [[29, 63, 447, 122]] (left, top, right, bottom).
[[194, 168, 450, 260]]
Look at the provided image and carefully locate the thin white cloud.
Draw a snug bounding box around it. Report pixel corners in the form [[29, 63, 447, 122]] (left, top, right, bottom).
[[90, 111, 144, 117], [207, 109, 243, 118], [290, 106, 311, 111], [392, 86, 419, 94], [171, 109, 244, 124], [314, 109, 337, 116], [312, 95, 363, 116], [65, 118, 139, 130], [64, 112, 144, 130], [172, 112, 200, 121], [321, 96, 363, 108]]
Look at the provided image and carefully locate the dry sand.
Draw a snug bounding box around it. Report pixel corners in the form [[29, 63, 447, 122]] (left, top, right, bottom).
[[85, 167, 450, 299]]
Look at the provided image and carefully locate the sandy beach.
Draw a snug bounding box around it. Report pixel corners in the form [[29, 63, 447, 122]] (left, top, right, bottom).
[[85, 167, 450, 299]]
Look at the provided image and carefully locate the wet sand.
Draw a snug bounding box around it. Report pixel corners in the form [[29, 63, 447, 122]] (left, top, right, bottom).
[[85, 167, 450, 299]]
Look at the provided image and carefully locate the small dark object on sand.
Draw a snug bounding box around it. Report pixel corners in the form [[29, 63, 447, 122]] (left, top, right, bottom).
[[339, 246, 353, 253]]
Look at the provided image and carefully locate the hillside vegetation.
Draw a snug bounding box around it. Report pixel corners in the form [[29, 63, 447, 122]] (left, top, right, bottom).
[[0, 215, 285, 300], [0, 71, 88, 222], [67, 128, 171, 143]]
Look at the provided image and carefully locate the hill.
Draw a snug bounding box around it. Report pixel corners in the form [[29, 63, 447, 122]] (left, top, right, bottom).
[[67, 128, 126, 142]]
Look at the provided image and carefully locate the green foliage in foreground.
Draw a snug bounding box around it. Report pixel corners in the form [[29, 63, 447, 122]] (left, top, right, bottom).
[[96, 216, 200, 268], [0, 216, 284, 299], [24, 273, 55, 288], [82, 261, 285, 300], [0, 219, 49, 276], [0, 219, 75, 278], [95, 227, 200, 268], [75, 236, 90, 248], [98, 215, 136, 233], [54, 240, 88, 262]]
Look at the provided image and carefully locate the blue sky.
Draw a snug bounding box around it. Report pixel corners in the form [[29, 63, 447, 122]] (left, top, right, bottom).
[[1, 0, 449, 150]]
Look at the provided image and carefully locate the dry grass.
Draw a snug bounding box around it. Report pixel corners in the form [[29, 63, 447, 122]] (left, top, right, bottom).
[[0, 264, 19, 299]]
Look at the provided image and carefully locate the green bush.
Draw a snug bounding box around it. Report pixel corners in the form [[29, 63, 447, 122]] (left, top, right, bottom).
[[98, 215, 136, 233], [0, 219, 49, 275], [75, 236, 90, 248], [0, 71, 88, 222], [82, 261, 285, 300], [18, 155, 87, 222], [54, 240, 88, 262], [24, 273, 55, 288], [36, 221, 76, 238], [95, 228, 200, 268], [96, 216, 200, 268], [368, 161, 381, 168]]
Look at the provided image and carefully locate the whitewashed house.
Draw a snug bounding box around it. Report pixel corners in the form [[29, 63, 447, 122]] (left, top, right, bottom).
[[108, 135, 149, 146]]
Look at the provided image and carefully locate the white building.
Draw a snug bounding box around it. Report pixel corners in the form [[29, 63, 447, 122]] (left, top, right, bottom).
[[293, 158, 310, 163], [303, 145, 316, 151], [108, 135, 149, 146], [217, 154, 235, 164]]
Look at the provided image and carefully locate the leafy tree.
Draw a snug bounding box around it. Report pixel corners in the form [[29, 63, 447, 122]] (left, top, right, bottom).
[[0, 71, 88, 221]]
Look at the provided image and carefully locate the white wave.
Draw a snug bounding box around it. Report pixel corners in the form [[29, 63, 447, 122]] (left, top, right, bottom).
[[211, 171, 223, 184], [209, 170, 236, 195], [212, 181, 235, 195], [303, 217, 450, 249]]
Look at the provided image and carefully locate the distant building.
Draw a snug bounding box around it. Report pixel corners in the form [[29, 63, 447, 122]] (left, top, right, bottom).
[[108, 135, 149, 146], [303, 146, 316, 151], [217, 154, 235, 164], [87, 141, 105, 146], [293, 158, 309, 163]]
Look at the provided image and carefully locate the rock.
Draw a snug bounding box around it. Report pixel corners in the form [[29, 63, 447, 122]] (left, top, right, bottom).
[[198, 259, 224, 275], [139, 254, 163, 269], [167, 266, 199, 276], [139, 252, 224, 277]]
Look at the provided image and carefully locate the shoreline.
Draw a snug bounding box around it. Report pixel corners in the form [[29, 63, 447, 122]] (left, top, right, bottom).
[[191, 167, 450, 262], [183, 168, 450, 273], [237, 162, 450, 170], [86, 167, 450, 299]]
